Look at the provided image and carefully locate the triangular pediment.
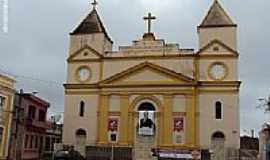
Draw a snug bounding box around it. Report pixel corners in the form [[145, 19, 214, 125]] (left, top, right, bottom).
[[197, 40, 238, 56], [99, 62, 195, 86], [67, 45, 102, 62]]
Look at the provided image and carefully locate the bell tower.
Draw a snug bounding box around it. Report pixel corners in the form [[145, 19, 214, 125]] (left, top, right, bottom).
[[69, 0, 113, 55], [198, 0, 237, 50], [196, 0, 241, 155]]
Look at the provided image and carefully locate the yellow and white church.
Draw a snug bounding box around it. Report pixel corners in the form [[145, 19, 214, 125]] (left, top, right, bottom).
[[63, 0, 241, 159]]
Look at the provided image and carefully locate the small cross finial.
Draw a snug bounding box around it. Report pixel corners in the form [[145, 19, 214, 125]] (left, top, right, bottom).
[[143, 12, 156, 33], [91, 0, 98, 9]]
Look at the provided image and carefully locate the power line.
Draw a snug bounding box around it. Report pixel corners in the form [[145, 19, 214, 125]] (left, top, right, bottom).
[[0, 66, 63, 86]]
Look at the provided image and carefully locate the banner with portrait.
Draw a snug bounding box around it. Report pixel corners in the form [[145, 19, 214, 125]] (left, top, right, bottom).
[[138, 111, 154, 136], [173, 117, 184, 132], [108, 118, 118, 132], [173, 117, 185, 144], [108, 118, 119, 142]]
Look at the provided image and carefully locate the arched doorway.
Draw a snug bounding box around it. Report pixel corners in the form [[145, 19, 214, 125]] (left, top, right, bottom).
[[134, 100, 158, 160], [211, 131, 225, 160], [138, 102, 155, 135], [75, 129, 87, 157]]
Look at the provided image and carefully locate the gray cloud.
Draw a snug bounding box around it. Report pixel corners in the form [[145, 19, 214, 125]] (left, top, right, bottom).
[[0, 0, 269, 135]]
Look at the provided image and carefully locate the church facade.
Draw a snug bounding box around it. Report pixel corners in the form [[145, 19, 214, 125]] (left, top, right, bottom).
[[63, 1, 241, 159]]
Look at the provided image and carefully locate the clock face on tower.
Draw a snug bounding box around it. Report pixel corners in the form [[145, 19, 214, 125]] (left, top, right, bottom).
[[208, 62, 228, 80], [76, 66, 91, 82]]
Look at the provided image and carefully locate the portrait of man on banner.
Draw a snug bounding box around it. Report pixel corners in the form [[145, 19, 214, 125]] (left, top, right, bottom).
[[139, 111, 154, 136], [173, 117, 184, 132], [108, 118, 118, 132]]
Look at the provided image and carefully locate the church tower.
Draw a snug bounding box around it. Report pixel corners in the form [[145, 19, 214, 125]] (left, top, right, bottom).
[[69, 0, 113, 55], [198, 0, 237, 50], [196, 0, 240, 159]]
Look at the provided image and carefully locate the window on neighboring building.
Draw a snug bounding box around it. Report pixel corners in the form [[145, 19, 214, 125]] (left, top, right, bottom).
[[0, 127, 3, 149], [79, 101, 85, 117], [52, 138, 56, 151], [38, 110, 46, 122], [28, 105, 36, 120], [30, 135, 33, 148], [0, 96, 5, 108], [45, 137, 51, 151], [215, 101, 222, 119], [24, 134, 29, 149], [35, 135, 38, 148], [0, 97, 4, 120], [39, 136, 43, 150]]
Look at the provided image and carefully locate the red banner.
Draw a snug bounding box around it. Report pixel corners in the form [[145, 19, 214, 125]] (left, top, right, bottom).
[[173, 117, 184, 132], [108, 118, 118, 132]]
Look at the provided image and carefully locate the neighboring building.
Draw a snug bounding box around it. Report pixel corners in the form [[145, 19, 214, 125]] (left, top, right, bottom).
[[10, 92, 63, 160], [0, 74, 16, 160], [259, 124, 270, 160], [43, 123, 62, 157], [10, 93, 51, 160], [241, 136, 259, 151], [63, 1, 241, 160], [240, 136, 259, 160]]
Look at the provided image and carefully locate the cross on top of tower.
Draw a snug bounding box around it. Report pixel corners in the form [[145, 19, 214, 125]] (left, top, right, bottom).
[[143, 12, 156, 34], [91, 0, 98, 9]]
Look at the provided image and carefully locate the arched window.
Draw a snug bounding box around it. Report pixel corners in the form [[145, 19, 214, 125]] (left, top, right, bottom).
[[138, 102, 156, 111], [215, 101, 222, 119], [79, 101, 85, 117]]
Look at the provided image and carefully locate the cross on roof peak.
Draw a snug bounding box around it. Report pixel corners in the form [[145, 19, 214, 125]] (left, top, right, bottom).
[[143, 12, 156, 33], [91, 0, 98, 9]]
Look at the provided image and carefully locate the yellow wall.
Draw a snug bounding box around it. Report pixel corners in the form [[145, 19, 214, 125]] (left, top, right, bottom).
[[0, 74, 15, 159], [93, 92, 197, 148]]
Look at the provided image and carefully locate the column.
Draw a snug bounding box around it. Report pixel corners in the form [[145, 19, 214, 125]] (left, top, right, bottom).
[[119, 94, 129, 145], [127, 111, 134, 144], [157, 111, 163, 146], [162, 95, 173, 146], [97, 94, 109, 144], [186, 89, 196, 146]]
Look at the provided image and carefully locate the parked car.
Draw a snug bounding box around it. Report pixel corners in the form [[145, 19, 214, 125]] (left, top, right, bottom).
[[53, 149, 84, 160]]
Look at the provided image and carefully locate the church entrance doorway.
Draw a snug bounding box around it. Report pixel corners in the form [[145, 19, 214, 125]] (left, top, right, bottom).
[[134, 101, 157, 160], [75, 129, 87, 157], [211, 131, 225, 160]]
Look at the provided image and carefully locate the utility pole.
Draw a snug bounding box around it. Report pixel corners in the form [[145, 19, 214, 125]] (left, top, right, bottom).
[[111, 143, 114, 160], [15, 89, 24, 160]]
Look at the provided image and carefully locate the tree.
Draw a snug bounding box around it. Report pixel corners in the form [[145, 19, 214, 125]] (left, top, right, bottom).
[[258, 95, 270, 112]]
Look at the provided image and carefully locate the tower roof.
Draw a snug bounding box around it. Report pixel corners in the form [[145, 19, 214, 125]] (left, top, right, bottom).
[[70, 8, 113, 43], [199, 0, 236, 28]]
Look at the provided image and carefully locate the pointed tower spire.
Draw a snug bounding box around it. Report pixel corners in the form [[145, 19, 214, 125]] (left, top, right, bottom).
[[197, 0, 237, 50], [199, 0, 236, 28], [70, 0, 112, 43]]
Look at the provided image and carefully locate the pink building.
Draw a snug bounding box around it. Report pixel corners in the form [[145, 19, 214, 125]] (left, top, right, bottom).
[[22, 93, 51, 160], [10, 93, 52, 160]]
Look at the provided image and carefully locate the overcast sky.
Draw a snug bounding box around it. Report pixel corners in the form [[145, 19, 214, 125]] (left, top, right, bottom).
[[0, 0, 269, 136]]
